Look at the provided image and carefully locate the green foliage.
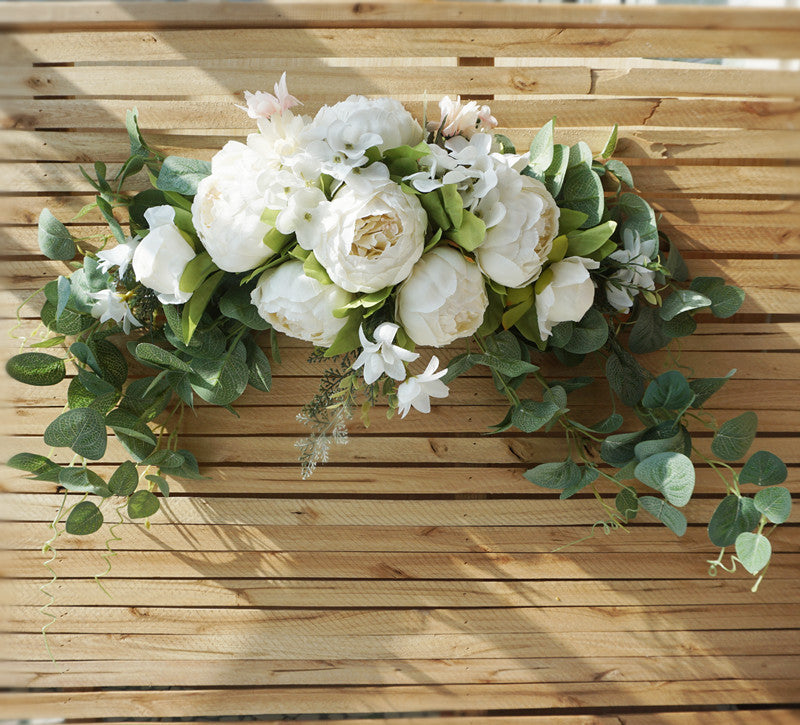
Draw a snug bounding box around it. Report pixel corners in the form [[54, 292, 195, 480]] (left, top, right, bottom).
[[739, 450, 788, 487], [754, 487, 791, 524], [59, 466, 110, 496], [108, 461, 139, 496], [7, 453, 62, 482], [639, 496, 687, 536], [6, 353, 66, 387], [44, 408, 107, 460], [66, 501, 104, 536], [38, 209, 76, 260], [634, 452, 695, 507], [559, 163, 603, 227], [708, 494, 760, 547], [157, 156, 211, 195], [711, 412, 758, 461], [127, 490, 160, 519], [641, 371, 694, 411], [735, 532, 771, 575]]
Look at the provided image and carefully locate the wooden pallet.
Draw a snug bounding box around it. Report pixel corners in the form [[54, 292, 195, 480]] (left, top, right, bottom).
[[1, 2, 798, 722]]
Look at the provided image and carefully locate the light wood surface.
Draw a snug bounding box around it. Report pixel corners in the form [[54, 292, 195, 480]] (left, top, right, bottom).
[[1, 2, 798, 722]]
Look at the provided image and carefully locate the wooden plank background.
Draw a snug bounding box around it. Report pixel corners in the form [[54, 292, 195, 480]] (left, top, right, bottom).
[[1, 2, 798, 722]]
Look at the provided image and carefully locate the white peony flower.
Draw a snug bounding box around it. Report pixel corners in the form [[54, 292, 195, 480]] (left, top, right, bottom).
[[430, 96, 497, 139], [396, 246, 488, 347], [247, 110, 314, 169], [308, 180, 427, 294], [396, 356, 450, 417], [250, 260, 352, 347], [536, 256, 600, 339], [310, 95, 423, 155], [605, 231, 658, 313], [352, 322, 419, 384], [238, 72, 301, 120], [474, 165, 560, 288], [191, 141, 279, 273], [132, 205, 195, 305], [90, 289, 141, 334], [96, 237, 138, 278]]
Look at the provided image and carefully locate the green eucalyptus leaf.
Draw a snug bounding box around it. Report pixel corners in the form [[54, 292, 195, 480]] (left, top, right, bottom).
[[663, 312, 697, 339], [523, 460, 581, 490], [6, 453, 62, 482], [753, 487, 791, 524], [55, 276, 71, 321], [628, 306, 670, 354], [634, 452, 695, 507], [218, 285, 271, 331], [739, 450, 788, 487], [560, 164, 603, 227], [66, 501, 104, 535], [108, 461, 139, 496], [189, 342, 249, 406], [604, 159, 634, 188], [511, 398, 560, 433], [708, 494, 761, 547], [639, 495, 687, 536], [5, 353, 66, 387], [157, 156, 211, 196], [59, 466, 110, 497], [689, 369, 736, 408], [246, 343, 272, 393], [147, 474, 170, 498], [613, 192, 658, 246], [44, 408, 107, 460], [605, 351, 646, 407], [96, 196, 126, 243], [41, 301, 94, 336], [544, 144, 569, 197], [711, 411, 758, 462], [135, 342, 191, 373], [560, 466, 598, 500], [127, 489, 160, 519], [105, 409, 157, 462], [601, 430, 646, 467], [527, 119, 555, 179], [38, 209, 76, 260], [641, 371, 694, 411], [615, 487, 639, 520], [600, 124, 618, 160], [664, 240, 689, 282], [659, 290, 711, 321], [563, 309, 608, 354], [634, 423, 687, 461], [735, 532, 771, 575]]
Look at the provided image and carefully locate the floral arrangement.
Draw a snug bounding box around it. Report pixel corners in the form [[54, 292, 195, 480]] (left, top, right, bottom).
[[7, 75, 791, 591]]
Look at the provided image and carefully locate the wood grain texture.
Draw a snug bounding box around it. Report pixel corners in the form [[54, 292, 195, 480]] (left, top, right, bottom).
[[1, 2, 799, 722]]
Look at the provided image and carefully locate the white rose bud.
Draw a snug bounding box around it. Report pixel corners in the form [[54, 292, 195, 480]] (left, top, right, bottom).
[[310, 181, 427, 294], [396, 247, 488, 347], [311, 95, 423, 153], [192, 141, 277, 273], [474, 164, 560, 289], [536, 256, 600, 339], [250, 260, 353, 347], [132, 206, 195, 305]]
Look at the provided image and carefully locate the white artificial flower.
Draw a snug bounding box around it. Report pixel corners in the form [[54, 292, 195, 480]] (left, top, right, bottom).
[[89, 289, 141, 334], [132, 205, 195, 305], [473, 165, 560, 288], [338, 161, 391, 196], [404, 143, 458, 193], [309, 95, 423, 156], [191, 141, 279, 273], [352, 322, 419, 384], [276, 187, 329, 248], [308, 180, 427, 294], [430, 96, 497, 139], [605, 230, 658, 313], [395, 246, 488, 347], [250, 260, 352, 347], [247, 110, 314, 168], [238, 72, 301, 120], [536, 256, 600, 339], [396, 356, 450, 417], [96, 237, 138, 278]]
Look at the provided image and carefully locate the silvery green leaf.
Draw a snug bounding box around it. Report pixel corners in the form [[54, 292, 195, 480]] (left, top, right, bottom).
[[639, 495, 687, 536], [708, 494, 760, 547], [711, 412, 758, 462], [753, 487, 791, 524], [38, 209, 76, 260], [735, 532, 771, 574], [523, 460, 581, 490], [157, 156, 212, 196], [44, 408, 107, 460], [634, 452, 695, 507]]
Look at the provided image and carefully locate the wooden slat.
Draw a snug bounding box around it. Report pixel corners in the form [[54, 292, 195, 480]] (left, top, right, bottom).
[[3, 2, 800, 32], [5, 98, 800, 132], [4, 27, 800, 62], [5, 577, 798, 608], [1, 680, 799, 717], [2, 657, 798, 689], [6, 128, 800, 163]]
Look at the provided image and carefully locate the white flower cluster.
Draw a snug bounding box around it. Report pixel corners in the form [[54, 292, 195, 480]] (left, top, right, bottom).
[[97, 77, 635, 419]]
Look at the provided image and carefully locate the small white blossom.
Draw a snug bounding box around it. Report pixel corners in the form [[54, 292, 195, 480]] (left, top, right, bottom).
[[276, 187, 329, 249], [238, 72, 301, 120], [96, 237, 138, 278], [431, 96, 497, 139], [90, 289, 141, 334], [396, 356, 450, 417], [352, 323, 419, 384]]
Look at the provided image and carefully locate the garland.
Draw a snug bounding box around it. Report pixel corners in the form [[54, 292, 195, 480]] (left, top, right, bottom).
[[7, 75, 791, 592]]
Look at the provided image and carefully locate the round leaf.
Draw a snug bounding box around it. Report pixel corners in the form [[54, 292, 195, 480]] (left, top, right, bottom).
[[523, 460, 581, 490], [38, 208, 76, 260], [127, 490, 160, 519], [44, 408, 107, 460], [639, 495, 687, 536], [754, 487, 792, 525], [739, 451, 787, 487], [108, 461, 139, 496], [634, 452, 695, 507], [711, 412, 758, 462], [65, 501, 104, 536], [5, 353, 66, 387], [735, 532, 771, 575], [641, 371, 694, 411], [707, 494, 760, 547], [59, 466, 111, 497]]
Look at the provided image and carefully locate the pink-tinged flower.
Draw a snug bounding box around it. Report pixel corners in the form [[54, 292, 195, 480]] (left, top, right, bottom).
[[430, 96, 498, 139], [238, 72, 301, 120], [353, 323, 419, 384], [396, 356, 450, 417]]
